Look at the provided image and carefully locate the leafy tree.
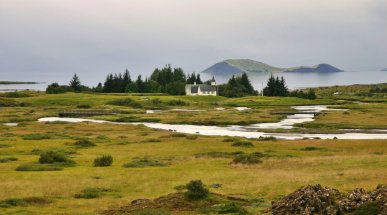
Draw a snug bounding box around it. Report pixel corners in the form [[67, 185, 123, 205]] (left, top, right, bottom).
[[69, 73, 82, 92]]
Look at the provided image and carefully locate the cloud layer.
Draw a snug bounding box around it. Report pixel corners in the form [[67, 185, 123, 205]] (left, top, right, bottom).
[[1, 0, 386, 84]]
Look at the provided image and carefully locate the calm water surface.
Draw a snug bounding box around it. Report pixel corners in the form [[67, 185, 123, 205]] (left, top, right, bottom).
[[1, 71, 386, 92]]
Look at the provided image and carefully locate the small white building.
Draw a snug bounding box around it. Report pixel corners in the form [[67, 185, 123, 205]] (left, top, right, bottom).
[[185, 82, 218, 96]]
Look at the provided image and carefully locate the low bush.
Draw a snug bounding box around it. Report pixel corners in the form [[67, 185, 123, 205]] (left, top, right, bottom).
[[0, 98, 19, 107], [22, 134, 52, 140], [115, 117, 161, 123], [232, 153, 263, 164], [3, 92, 30, 98], [15, 164, 64, 171], [94, 155, 113, 167], [108, 98, 142, 108], [195, 151, 244, 158], [166, 99, 189, 106], [73, 139, 95, 148], [74, 188, 108, 199], [300, 146, 324, 151], [123, 158, 166, 168], [217, 202, 247, 214], [232, 140, 254, 147], [143, 138, 161, 143], [170, 133, 187, 138], [39, 151, 70, 164], [258, 136, 276, 141], [0, 157, 18, 163], [185, 180, 209, 200], [0, 197, 52, 208], [76, 104, 91, 109]]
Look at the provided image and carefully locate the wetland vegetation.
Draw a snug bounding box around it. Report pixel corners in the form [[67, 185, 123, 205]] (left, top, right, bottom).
[[0, 83, 386, 214]]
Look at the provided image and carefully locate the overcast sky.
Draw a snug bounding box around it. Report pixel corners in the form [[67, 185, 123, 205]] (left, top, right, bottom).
[[1, 0, 386, 84]]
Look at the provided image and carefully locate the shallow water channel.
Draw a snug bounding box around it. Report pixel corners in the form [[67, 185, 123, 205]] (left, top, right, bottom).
[[38, 105, 387, 140]]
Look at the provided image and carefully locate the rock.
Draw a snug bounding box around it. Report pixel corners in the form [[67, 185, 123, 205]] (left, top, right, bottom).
[[270, 184, 341, 215], [130, 199, 151, 206], [271, 184, 387, 215]]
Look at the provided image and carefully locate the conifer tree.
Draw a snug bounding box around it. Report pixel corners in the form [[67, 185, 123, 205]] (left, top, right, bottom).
[[69, 73, 81, 92]]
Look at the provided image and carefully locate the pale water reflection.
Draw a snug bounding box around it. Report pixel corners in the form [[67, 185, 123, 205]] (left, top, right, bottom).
[[38, 105, 387, 140]]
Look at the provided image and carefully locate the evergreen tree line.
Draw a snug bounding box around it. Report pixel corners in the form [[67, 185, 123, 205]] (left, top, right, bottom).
[[218, 73, 256, 97], [262, 74, 316, 99], [46, 69, 316, 99], [47, 65, 204, 95]]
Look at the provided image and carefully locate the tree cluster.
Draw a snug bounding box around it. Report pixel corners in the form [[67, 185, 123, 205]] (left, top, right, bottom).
[[219, 73, 256, 97], [289, 89, 317, 100], [262, 75, 289, 96], [46, 74, 89, 94]]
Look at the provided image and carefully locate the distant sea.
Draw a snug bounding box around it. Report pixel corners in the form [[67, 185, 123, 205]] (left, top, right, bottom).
[[203, 70, 387, 91], [0, 71, 386, 92]]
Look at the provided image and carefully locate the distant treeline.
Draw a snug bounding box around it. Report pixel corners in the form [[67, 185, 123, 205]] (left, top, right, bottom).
[[47, 65, 204, 95], [46, 65, 315, 99], [262, 74, 316, 99], [0, 81, 39, 85]]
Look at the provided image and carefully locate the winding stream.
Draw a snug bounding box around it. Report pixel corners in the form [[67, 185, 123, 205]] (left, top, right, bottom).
[[38, 105, 387, 140]]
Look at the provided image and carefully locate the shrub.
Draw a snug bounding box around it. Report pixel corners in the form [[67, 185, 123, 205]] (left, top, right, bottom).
[[232, 153, 263, 164], [300, 146, 324, 151], [4, 92, 30, 98], [232, 140, 254, 147], [0, 157, 18, 163], [123, 158, 166, 168], [166, 99, 188, 106], [94, 155, 113, 167], [0, 98, 19, 107], [170, 133, 187, 138], [22, 134, 52, 140], [258, 136, 276, 141], [108, 98, 142, 108], [15, 164, 64, 171], [74, 188, 102, 199], [217, 202, 247, 214], [46, 83, 69, 94], [39, 151, 69, 164], [76, 104, 91, 109], [0, 197, 52, 208], [73, 139, 95, 148], [143, 138, 161, 143], [115, 117, 161, 123], [185, 180, 209, 200]]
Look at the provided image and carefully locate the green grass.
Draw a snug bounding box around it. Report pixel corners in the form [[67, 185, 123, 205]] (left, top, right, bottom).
[[0, 91, 385, 214]]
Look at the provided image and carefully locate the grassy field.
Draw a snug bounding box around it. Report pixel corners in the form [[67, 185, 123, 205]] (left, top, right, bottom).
[[0, 91, 386, 214]]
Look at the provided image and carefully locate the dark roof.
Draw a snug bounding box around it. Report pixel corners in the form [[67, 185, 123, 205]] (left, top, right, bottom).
[[191, 85, 199, 93], [199, 84, 217, 92], [189, 84, 217, 93]]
